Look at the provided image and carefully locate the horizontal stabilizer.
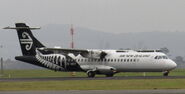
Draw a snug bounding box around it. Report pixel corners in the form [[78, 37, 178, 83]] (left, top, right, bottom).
[[3, 26, 41, 30]]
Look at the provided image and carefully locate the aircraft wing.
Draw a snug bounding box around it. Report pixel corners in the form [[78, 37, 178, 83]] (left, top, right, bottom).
[[38, 47, 107, 59], [39, 47, 89, 55]]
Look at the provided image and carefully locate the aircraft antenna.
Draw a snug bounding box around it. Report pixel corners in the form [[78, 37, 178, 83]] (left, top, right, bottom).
[[70, 24, 74, 48]]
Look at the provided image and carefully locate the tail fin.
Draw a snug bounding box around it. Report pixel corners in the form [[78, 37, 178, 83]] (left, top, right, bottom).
[[5, 23, 45, 56]]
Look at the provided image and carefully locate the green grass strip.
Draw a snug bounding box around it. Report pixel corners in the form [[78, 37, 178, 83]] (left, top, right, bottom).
[[0, 79, 185, 91]]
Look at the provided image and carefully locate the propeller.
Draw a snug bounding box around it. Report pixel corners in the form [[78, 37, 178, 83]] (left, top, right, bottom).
[[100, 51, 107, 60]]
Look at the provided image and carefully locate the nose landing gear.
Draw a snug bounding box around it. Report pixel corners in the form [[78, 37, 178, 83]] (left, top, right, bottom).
[[163, 71, 169, 76]]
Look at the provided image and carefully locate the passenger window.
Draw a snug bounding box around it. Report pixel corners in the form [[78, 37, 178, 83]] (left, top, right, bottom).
[[107, 59, 110, 62], [104, 59, 107, 62], [133, 59, 136, 62], [111, 59, 113, 62], [154, 56, 158, 59], [127, 59, 129, 62]]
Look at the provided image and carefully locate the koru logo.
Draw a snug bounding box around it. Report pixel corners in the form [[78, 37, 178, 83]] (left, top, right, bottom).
[[20, 32, 33, 51]]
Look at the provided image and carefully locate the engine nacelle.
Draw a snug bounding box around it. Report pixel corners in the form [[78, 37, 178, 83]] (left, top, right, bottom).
[[96, 66, 117, 74], [80, 50, 107, 59]]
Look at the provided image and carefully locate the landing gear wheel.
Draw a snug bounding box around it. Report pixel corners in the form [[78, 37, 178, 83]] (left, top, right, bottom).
[[87, 71, 96, 78], [106, 74, 114, 77], [163, 71, 169, 76]]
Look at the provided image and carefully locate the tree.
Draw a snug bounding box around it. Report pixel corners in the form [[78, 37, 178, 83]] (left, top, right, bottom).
[[174, 56, 185, 65]]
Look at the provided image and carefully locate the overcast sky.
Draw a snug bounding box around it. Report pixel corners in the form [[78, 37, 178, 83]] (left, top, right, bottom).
[[1, 0, 185, 33]]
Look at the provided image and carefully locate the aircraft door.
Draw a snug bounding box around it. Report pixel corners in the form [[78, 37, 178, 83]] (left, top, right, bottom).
[[89, 58, 96, 70], [101, 58, 105, 66]]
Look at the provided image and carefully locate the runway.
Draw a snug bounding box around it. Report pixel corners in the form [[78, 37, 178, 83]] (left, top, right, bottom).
[[1, 90, 185, 94], [1, 76, 185, 81], [1, 76, 185, 94]]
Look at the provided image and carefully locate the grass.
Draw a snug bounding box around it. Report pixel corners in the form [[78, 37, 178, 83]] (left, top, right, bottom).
[[0, 69, 185, 78], [0, 79, 185, 91], [0, 69, 88, 78], [0, 69, 185, 91]]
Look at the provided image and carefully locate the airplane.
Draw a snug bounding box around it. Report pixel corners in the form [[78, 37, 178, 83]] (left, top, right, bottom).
[[4, 23, 177, 77]]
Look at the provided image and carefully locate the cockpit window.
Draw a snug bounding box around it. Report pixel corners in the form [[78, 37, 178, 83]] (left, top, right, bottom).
[[158, 56, 162, 59], [154, 55, 168, 59], [163, 56, 168, 59]]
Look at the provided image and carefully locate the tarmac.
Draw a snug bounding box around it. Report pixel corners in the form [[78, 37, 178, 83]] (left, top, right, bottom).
[[1, 76, 185, 81], [0, 90, 185, 94]]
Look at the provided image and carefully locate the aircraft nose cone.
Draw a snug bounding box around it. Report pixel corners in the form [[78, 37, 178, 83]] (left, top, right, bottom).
[[167, 60, 177, 70], [172, 61, 177, 69]]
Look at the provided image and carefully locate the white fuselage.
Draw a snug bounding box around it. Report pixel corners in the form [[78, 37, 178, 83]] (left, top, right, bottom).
[[70, 50, 176, 73], [35, 49, 177, 75]]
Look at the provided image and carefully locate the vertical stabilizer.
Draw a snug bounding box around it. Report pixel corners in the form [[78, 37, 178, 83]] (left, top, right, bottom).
[[5, 23, 45, 56], [15, 23, 44, 56]]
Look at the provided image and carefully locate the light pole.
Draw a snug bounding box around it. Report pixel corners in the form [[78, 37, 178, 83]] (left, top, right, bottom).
[[0, 57, 3, 76], [0, 45, 3, 76]]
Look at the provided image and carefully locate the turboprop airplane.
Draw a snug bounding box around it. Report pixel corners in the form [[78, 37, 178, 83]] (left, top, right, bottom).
[[4, 23, 177, 77]]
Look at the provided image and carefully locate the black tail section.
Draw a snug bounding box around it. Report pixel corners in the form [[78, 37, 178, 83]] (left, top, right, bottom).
[[15, 23, 45, 56]]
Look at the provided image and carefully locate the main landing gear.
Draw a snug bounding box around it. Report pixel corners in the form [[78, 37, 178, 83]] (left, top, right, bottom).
[[87, 71, 114, 78], [87, 71, 96, 78], [163, 71, 169, 76], [106, 74, 114, 77]]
